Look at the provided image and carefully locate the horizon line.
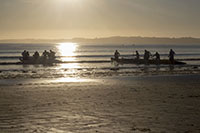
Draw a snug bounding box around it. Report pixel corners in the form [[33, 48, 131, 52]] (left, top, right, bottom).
[[0, 35, 200, 40]]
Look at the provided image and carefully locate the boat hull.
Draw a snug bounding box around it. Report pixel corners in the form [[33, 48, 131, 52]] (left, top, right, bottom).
[[19, 57, 61, 65], [111, 58, 186, 65]]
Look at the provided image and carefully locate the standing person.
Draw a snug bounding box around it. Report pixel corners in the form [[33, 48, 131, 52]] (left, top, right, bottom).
[[153, 52, 160, 65], [135, 50, 140, 60], [144, 50, 151, 64], [114, 50, 120, 60], [169, 49, 175, 64]]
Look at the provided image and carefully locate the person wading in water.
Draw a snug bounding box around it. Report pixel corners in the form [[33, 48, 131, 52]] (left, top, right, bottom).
[[169, 49, 175, 64]]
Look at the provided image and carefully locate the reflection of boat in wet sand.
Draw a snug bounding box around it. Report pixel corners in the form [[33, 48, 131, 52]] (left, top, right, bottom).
[[19, 57, 62, 65], [111, 57, 186, 65]]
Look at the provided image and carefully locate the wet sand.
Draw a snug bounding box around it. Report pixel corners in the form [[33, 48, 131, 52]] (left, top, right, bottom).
[[0, 75, 200, 133]]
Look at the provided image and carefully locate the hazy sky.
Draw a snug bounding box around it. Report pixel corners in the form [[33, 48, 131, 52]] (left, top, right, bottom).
[[0, 0, 200, 39]]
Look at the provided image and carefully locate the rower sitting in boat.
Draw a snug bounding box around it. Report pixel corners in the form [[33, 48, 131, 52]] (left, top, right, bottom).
[[21, 50, 30, 60], [114, 50, 120, 60], [49, 50, 56, 60], [153, 52, 160, 65], [33, 51, 40, 60], [42, 50, 49, 60], [19, 50, 60, 64]]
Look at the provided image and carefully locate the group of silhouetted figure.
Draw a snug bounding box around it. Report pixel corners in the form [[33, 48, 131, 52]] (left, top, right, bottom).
[[22, 50, 56, 61], [114, 49, 176, 64]]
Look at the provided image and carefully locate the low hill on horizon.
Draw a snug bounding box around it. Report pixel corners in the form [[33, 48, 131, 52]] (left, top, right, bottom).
[[1, 36, 200, 45]]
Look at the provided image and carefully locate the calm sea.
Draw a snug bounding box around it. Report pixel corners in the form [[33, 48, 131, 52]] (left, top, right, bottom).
[[0, 43, 200, 83]]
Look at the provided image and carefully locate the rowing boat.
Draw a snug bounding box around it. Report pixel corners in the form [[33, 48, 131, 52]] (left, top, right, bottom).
[[111, 57, 186, 65], [19, 57, 61, 65]]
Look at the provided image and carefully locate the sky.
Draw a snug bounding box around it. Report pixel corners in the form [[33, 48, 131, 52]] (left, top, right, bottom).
[[0, 0, 200, 39]]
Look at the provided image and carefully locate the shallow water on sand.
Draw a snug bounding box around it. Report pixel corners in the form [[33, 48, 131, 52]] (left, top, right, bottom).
[[0, 43, 200, 84], [0, 75, 200, 133]]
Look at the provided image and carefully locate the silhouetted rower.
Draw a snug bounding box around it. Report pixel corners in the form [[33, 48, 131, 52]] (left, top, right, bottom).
[[114, 50, 120, 60], [135, 50, 140, 60], [42, 50, 49, 60], [153, 52, 160, 65], [22, 50, 30, 60], [22, 50, 27, 60], [33, 51, 40, 60], [49, 50, 56, 60]]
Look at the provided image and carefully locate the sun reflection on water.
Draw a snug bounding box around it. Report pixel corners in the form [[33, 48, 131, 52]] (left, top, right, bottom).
[[56, 42, 82, 82], [53, 77, 87, 83], [57, 42, 77, 62]]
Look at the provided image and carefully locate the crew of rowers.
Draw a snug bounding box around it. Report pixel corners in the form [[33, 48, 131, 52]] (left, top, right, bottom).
[[114, 49, 175, 64], [22, 50, 56, 60]]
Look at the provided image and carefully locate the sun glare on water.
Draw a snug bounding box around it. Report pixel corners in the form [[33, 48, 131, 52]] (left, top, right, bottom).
[[57, 42, 77, 62], [56, 42, 81, 82]]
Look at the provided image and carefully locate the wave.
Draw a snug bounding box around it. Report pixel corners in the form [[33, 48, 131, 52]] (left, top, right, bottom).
[[0, 64, 199, 72]]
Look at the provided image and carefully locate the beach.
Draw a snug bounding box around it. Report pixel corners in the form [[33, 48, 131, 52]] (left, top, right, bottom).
[[0, 75, 200, 133], [1, 0, 200, 132]]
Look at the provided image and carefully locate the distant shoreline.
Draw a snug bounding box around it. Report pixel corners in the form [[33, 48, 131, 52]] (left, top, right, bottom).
[[1, 36, 200, 44]]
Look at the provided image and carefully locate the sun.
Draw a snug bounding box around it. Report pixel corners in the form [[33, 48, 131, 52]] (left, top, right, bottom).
[[53, 0, 82, 5], [49, 0, 84, 14]]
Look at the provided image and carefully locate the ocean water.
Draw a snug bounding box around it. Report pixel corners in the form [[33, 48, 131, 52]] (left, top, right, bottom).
[[0, 43, 200, 83]]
